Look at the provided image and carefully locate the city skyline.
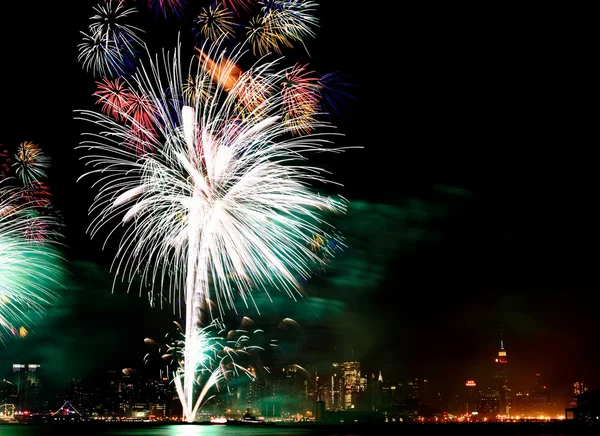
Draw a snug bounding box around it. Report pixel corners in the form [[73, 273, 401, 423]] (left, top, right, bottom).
[[0, 329, 584, 422], [0, 326, 591, 412], [1, 0, 599, 418]]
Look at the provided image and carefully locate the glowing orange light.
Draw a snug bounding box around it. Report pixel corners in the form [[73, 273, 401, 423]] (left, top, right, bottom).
[[195, 48, 241, 93]]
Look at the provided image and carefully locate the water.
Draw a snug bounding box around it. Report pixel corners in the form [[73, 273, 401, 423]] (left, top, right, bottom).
[[0, 423, 369, 436], [0, 421, 595, 435]]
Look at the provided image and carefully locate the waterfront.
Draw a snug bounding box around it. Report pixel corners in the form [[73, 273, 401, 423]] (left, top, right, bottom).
[[0, 421, 598, 435]]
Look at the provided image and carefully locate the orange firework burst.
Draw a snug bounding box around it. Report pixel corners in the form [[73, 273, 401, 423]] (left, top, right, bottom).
[[195, 47, 242, 93], [194, 47, 272, 118]]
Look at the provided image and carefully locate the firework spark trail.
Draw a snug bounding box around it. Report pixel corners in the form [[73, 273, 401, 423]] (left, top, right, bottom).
[[145, 318, 259, 415], [0, 187, 66, 343], [144, 316, 299, 415], [76, 36, 348, 421]]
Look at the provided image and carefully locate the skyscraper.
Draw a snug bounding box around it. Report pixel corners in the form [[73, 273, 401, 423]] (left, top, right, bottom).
[[341, 361, 360, 409], [12, 364, 41, 412], [329, 363, 343, 411], [492, 328, 510, 417]]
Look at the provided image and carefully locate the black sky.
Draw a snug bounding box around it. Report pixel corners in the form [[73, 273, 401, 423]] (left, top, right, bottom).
[[1, 2, 598, 399]]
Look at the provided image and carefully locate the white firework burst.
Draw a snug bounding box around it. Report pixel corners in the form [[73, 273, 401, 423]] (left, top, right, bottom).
[[76, 37, 348, 421]]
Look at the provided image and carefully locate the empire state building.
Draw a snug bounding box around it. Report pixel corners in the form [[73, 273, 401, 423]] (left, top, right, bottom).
[[493, 329, 511, 417]]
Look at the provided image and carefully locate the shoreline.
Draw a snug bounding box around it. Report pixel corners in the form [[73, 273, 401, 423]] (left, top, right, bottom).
[[1, 418, 597, 428]]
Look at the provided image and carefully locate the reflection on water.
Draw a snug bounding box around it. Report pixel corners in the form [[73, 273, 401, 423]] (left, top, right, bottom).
[[0, 424, 358, 436], [97, 424, 327, 435], [0, 421, 593, 436]]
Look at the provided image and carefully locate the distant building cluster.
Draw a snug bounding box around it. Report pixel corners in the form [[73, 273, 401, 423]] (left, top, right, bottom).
[[0, 330, 595, 423], [446, 333, 562, 422]]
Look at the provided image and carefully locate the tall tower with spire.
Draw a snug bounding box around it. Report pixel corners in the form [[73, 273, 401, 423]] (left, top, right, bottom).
[[493, 326, 511, 417]]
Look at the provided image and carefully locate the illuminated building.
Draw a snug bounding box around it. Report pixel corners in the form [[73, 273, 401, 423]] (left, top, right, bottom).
[[492, 328, 511, 416], [314, 400, 326, 421], [149, 377, 172, 418], [407, 378, 428, 401], [512, 372, 552, 418], [313, 372, 328, 404], [0, 403, 15, 419], [329, 363, 343, 411], [341, 361, 360, 409], [52, 400, 83, 422], [247, 366, 263, 414], [514, 391, 551, 417], [465, 380, 478, 416], [12, 364, 41, 412], [359, 374, 368, 393], [366, 371, 383, 411], [404, 378, 428, 416], [477, 388, 501, 420], [574, 381, 588, 398], [0, 378, 17, 408], [565, 389, 600, 423], [564, 381, 590, 410]]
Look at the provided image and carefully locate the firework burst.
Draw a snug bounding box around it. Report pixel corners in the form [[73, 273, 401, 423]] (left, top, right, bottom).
[[89, 0, 145, 52], [94, 76, 133, 122], [0, 187, 66, 344], [245, 13, 292, 57], [193, 3, 237, 43], [78, 30, 126, 78], [259, 0, 319, 54], [78, 1, 144, 78], [13, 141, 51, 185], [76, 37, 348, 421]]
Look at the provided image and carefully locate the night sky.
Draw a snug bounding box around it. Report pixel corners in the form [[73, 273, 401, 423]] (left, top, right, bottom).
[[1, 2, 597, 401]]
